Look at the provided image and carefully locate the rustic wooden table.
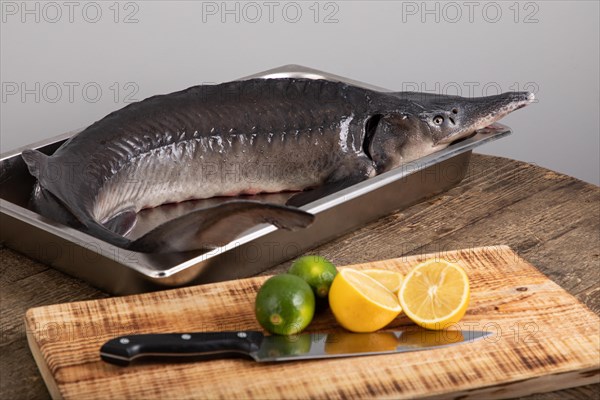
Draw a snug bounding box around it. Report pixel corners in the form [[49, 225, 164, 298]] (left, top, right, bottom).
[[1, 154, 599, 399]]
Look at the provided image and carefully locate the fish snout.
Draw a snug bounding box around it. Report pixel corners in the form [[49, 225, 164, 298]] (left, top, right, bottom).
[[475, 90, 534, 119], [468, 90, 535, 130], [485, 91, 536, 122], [504, 91, 536, 111]]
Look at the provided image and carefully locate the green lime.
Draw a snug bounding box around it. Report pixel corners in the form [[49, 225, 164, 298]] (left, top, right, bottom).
[[255, 274, 315, 335], [289, 255, 338, 301]]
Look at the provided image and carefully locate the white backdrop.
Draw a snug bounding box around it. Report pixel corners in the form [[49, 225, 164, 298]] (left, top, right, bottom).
[[1, 1, 598, 184]]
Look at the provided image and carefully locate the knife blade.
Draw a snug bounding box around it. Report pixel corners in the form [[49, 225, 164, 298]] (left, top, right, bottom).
[[100, 329, 490, 366]]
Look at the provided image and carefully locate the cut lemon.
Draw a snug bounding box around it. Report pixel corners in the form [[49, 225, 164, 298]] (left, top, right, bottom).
[[329, 268, 402, 333], [362, 269, 404, 294], [398, 259, 470, 330]]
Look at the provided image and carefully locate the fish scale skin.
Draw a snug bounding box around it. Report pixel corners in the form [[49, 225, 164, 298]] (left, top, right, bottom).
[[45, 78, 385, 223]]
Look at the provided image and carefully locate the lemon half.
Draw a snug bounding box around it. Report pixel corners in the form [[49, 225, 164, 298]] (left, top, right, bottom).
[[329, 268, 402, 333], [398, 259, 470, 330]]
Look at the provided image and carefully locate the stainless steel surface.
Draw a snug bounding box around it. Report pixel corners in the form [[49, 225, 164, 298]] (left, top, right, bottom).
[[253, 330, 491, 362], [0, 65, 512, 294]]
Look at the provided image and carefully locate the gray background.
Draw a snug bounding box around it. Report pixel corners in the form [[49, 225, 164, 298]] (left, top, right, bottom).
[[1, 1, 598, 184]]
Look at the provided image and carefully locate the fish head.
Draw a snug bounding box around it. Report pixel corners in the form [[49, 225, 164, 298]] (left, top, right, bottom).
[[366, 91, 534, 173], [364, 112, 430, 173], [415, 91, 535, 145]]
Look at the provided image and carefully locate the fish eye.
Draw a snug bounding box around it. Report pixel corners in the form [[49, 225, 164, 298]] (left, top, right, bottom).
[[452, 109, 458, 114], [433, 116, 444, 125]]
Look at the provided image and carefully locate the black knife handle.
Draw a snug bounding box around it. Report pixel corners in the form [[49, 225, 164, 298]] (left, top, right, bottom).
[[100, 331, 264, 366]]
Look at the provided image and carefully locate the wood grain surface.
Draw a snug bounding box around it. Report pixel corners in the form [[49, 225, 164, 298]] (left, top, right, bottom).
[[2, 154, 599, 399], [24, 246, 600, 399]]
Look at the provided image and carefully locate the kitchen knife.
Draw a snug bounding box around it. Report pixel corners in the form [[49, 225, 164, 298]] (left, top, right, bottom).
[[100, 329, 490, 366]]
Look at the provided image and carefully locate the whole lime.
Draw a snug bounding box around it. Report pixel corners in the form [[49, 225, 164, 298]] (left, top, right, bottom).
[[289, 255, 338, 302], [255, 274, 315, 335]]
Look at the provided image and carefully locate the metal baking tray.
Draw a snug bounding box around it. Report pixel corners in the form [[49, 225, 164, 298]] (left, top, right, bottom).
[[0, 65, 511, 295]]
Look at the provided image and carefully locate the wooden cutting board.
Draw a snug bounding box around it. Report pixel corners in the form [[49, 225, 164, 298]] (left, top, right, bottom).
[[25, 246, 600, 399]]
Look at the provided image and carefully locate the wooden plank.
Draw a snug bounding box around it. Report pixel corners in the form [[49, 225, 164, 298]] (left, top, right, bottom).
[[24, 246, 600, 399]]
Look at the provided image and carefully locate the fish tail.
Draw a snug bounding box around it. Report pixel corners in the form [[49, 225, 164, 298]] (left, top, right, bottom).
[[22, 149, 75, 216], [21, 149, 50, 186], [22, 148, 93, 224]]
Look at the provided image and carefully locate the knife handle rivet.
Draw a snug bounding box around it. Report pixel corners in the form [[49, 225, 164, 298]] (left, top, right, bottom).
[[181, 334, 192, 340], [119, 338, 130, 344], [237, 332, 247, 338]]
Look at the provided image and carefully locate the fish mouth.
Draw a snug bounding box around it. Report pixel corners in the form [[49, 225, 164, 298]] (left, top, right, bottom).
[[435, 91, 535, 145]]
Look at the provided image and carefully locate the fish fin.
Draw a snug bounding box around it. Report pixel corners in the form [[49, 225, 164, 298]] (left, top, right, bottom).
[[129, 201, 314, 253], [102, 209, 137, 236]]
